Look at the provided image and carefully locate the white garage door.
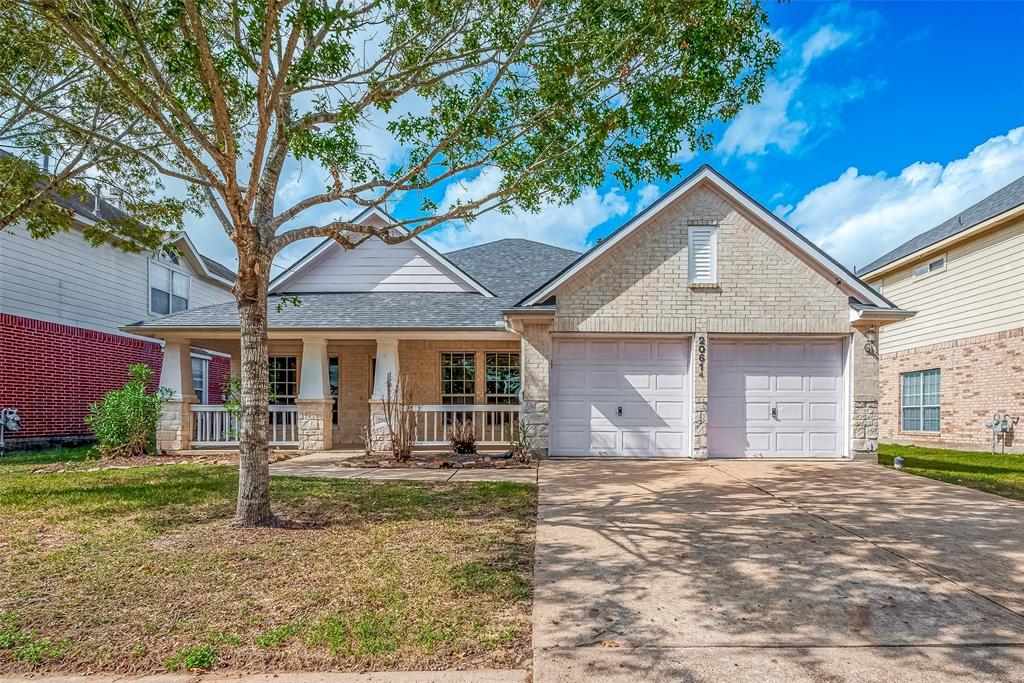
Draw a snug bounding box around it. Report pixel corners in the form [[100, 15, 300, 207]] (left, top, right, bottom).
[[551, 337, 690, 457], [708, 339, 846, 459]]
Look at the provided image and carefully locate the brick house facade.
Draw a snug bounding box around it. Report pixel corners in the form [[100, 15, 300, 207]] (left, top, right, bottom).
[[861, 174, 1024, 454], [130, 167, 908, 462]]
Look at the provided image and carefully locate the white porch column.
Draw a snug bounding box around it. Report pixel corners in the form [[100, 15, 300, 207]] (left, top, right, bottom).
[[371, 338, 400, 399], [296, 337, 332, 451], [157, 338, 195, 452], [369, 337, 400, 452]]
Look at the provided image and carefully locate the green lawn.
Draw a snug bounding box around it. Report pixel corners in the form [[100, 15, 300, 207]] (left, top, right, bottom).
[[0, 448, 535, 674], [879, 443, 1024, 502]]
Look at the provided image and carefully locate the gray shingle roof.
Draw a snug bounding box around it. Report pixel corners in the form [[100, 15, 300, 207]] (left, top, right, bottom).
[[859, 174, 1024, 275], [199, 255, 236, 282], [127, 238, 579, 331]]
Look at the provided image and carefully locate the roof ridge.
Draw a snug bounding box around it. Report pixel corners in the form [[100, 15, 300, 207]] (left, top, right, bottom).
[[445, 237, 581, 256], [859, 173, 1024, 275]]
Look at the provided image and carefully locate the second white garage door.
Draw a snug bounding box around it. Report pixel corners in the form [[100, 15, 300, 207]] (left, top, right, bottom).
[[708, 338, 846, 459], [550, 337, 690, 457]]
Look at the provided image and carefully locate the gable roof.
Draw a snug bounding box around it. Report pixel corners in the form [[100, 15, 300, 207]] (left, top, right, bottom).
[[858, 174, 1024, 277], [269, 206, 494, 297], [126, 238, 580, 332], [517, 164, 896, 309]]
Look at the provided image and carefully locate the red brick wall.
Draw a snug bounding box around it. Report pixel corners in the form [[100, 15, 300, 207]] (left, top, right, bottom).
[[0, 313, 163, 440], [879, 327, 1024, 453], [207, 354, 230, 404]]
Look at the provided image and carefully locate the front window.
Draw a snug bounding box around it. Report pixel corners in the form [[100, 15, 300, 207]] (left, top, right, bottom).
[[901, 369, 940, 432], [150, 261, 189, 315], [191, 356, 209, 404], [268, 356, 298, 405], [441, 352, 476, 405], [486, 352, 521, 404], [329, 356, 339, 425]]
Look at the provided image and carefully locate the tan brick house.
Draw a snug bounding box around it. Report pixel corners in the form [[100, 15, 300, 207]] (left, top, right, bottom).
[[860, 175, 1024, 453], [128, 166, 911, 461]]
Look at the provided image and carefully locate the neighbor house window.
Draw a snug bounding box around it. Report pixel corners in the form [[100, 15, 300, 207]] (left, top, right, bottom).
[[150, 260, 189, 315], [486, 353, 520, 404], [688, 225, 717, 283], [913, 255, 946, 278], [441, 352, 476, 404], [901, 369, 940, 432], [268, 356, 298, 405], [191, 355, 209, 404], [329, 356, 339, 425]]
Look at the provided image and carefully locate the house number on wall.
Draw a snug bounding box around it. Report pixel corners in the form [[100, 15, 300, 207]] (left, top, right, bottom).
[[697, 336, 706, 378]]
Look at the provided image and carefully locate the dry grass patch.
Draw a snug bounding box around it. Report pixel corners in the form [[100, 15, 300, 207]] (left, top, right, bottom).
[[0, 449, 535, 675]]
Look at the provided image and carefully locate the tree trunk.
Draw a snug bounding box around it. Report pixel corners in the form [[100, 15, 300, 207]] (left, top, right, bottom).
[[234, 257, 274, 527]]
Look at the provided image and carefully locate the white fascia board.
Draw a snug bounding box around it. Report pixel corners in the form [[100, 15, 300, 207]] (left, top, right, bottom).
[[268, 206, 495, 297], [171, 232, 235, 288], [520, 165, 894, 309]]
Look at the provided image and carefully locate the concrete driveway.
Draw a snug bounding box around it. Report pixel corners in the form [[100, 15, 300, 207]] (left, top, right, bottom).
[[533, 460, 1024, 682]]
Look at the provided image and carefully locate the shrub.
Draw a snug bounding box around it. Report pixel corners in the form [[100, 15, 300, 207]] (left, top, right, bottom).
[[448, 419, 477, 455], [505, 419, 535, 463], [85, 364, 172, 458]]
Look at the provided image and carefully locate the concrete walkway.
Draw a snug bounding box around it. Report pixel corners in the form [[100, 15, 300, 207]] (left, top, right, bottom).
[[269, 451, 537, 484], [533, 459, 1024, 682]]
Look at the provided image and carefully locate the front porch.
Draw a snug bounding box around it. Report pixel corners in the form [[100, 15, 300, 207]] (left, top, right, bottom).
[[155, 332, 524, 453]]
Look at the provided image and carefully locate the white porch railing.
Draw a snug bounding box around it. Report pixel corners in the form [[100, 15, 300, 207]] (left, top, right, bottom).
[[410, 404, 520, 447], [190, 404, 299, 447]]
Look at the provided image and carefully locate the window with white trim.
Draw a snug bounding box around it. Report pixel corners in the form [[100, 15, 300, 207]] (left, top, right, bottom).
[[329, 356, 339, 425], [688, 226, 717, 283], [901, 369, 940, 432], [268, 356, 298, 405], [485, 352, 520, 404], [913, 255, 946, 278], [441, 352, 476, 405], [150, 260, 190, 315], [191, 355, 209, 404]]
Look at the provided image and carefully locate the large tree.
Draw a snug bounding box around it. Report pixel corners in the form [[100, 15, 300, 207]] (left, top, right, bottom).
[[3, 0, 778, 525]]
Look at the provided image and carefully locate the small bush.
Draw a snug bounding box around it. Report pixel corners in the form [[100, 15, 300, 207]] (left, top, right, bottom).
[[85, 364, 172, 458], [448, 419, 477, 455], [165, 643, 217, 671]]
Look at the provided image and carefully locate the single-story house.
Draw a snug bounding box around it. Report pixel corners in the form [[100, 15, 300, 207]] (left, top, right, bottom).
[[859, 173, 1024, 453], [126, 165, 913, 461]]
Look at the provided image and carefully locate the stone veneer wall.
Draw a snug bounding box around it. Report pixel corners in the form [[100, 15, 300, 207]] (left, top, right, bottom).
[[520, 322, 553, 457], [879, 327, 1024, 453]]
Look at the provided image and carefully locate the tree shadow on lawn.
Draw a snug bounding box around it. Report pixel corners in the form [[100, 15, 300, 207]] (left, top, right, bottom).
[[531, 460, 1024, 682]]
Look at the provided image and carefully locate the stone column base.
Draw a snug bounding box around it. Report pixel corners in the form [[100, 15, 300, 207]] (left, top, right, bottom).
[[692, 398, 709, 460], [522, 400, 549, 458], [157, 398, 196, 453], [367, 400, 394, 453], [296, 399, 333, 452], [851, 400, 879, 463]]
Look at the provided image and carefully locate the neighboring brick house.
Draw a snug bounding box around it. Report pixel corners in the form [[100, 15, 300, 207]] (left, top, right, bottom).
[[0, 191, 235, 450], [127, 166, 910, 462], [860, 176, 1024, 453]]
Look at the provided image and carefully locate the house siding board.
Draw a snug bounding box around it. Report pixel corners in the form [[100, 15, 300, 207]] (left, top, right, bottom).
[[871, 219, 1024, 354], [878, 327, 1024, 453], [277, 237, 474, 293], [0, 220, 233, 335]]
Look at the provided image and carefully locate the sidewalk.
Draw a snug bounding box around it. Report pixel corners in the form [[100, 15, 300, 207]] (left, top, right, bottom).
[[270, 451, 537, 484]]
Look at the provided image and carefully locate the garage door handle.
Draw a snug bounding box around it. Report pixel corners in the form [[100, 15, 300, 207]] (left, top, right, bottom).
[[771, 407, 778, 420], [617, 406, 623, 416]]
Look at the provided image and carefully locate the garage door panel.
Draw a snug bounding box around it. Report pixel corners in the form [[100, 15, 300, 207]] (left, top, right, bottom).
[[551, 337, 690, 457], [709, 338, 845, 459], [622, 341, 654, 360]]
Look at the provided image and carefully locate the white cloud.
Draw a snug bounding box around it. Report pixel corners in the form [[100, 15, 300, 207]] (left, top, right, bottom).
[[423, 168, 630, 252], [717, 8, 873, 159], [635, 183, 662, 212], [783, 126, 1024, 269]]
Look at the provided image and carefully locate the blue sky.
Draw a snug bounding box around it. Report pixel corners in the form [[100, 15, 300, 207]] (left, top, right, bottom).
[[185, 1, 1024, 276]]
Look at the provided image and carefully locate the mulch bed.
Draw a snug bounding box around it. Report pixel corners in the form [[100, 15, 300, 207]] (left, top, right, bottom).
[[343, 451, 536, 470], [29, 450, 294, 474]]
